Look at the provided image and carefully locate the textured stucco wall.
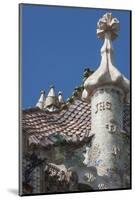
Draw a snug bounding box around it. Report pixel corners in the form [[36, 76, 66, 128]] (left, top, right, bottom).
[[83, 85, 130, 189], [91, 86, 123, 134], [91, 86, 124, 174]]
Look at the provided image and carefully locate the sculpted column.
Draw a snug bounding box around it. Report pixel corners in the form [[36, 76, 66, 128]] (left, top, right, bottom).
[[82, 13, 130, 189]]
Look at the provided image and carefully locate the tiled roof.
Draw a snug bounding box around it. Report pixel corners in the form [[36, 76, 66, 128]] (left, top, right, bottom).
[[23, 99, 93, 148], [23, 96, 130, 149]]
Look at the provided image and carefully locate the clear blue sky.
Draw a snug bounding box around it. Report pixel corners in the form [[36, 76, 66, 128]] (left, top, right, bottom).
[[21, 4, 130, 109]]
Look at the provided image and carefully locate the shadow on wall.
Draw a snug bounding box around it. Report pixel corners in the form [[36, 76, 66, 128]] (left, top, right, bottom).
[[7, 188, 18, 196]]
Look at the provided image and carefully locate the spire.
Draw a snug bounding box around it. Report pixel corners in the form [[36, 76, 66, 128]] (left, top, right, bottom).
[[58, 91, 64, 104], [36, 90, 45, 109], [47, 84, 56, 97], [44, 85, 59, 111], [82, 13, 129, 100]]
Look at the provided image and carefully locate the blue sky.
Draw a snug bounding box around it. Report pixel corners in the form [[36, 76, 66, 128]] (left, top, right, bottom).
[[21, 4, 131, 109]]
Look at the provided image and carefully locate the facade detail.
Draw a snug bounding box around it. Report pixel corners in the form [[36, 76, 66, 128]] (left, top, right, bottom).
[[21, 13, 130, 194], [36, 85, 65, 112], [82, 13, 130, 189]]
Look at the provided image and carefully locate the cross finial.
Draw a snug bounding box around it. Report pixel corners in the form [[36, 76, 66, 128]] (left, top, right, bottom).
[[97, 13, 120, 40], [82, 12, 129, 101]]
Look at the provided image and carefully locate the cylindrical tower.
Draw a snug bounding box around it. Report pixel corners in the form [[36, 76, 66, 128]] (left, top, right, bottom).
[[82, 13, 130, 189], [91, 86, 124, 175]]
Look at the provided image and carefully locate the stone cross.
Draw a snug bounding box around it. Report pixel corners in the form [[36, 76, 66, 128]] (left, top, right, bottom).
[[97, 13, 119, 40]]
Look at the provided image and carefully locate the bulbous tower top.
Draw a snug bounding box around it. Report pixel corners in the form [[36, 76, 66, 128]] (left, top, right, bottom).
[[82, 13, 130, 101]]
